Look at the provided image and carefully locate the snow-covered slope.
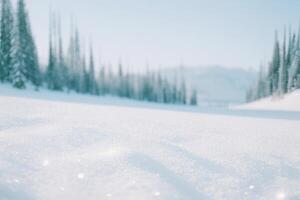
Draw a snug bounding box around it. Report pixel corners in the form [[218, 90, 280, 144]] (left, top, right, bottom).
[[236, 90, 300, 112], [0, 85, 300, 200]]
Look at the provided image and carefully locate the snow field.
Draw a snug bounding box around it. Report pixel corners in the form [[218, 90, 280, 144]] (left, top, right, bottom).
[[0, 87, 300, 199]]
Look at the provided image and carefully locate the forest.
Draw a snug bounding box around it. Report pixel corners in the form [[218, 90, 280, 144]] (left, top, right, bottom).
[[247, 26, 300, 102], [0, 0, 198, 105]]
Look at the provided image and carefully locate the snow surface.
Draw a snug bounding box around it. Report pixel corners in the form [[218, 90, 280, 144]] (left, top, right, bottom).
[[236, 90, 300, 112], [0, 85, 300, 200]]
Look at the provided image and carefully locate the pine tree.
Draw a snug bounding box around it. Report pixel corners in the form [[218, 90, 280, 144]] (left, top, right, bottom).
[[56, 14, 66, 90], [257, 65, 267, 99], [279, 29, 288, 95], [0, 0, 14, 82], [179, 79, 187, 104], [67, 27, 82, 92], [46, 31, 57, 90], [88, 45, 95, 94], [156, 72, 164, 103], [78, 53, 86, 93], [11, 23, 26, 89], [190, 89, 198, 106], [117, 61, 124, 96], [81, 55, 89, 93], [269, 31, 281, 94], [286, 28, 295, 71], [16, 0, 40, 87], [98, 64, 106, 95], [46, 16, 61, 90], [288, 26, 300, 91]]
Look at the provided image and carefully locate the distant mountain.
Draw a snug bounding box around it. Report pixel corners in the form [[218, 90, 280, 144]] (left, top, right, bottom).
[[164, 66, 257, 104]]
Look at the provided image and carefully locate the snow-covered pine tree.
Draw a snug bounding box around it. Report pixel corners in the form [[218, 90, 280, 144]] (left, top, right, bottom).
[[286, 28, 296, 73], [163, 78, 172, 103], [67, 27, 82, 92], [0, 0, 14, 82], [81, 54, 89, 93], [258, 65, 268, 99], [171, 74, 178, 104], [117, 60, 124, 97], [279, 29, 288, 95], [16, 0, 40, 87], [46, 15, 61, 90], [106, 64, 114, 94], [269, 31, 281, 95], [77, 50, 87, 93], [88, 45, 96, 94], [155, 72, 164, 103], [180, 78, 187, 104], [10, 53, 26, 88], [11, 21, 26, 89], [190, 89, 198, 106], [98, 64, 106, 95], [178, 66, 187, 104], [123, 71, 131, 98], [288, 26, 300, 91], [57, 15, 67, 90], [46, 29, 57, 90]]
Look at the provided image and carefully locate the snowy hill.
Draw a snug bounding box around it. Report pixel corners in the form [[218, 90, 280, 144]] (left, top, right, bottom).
[[1, 85, 300, 200], [164, 66, 256, 105], [236, 90, 300, 112]]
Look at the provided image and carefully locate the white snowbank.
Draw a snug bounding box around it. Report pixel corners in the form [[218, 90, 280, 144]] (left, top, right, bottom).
[[235, 90, 300, 112], [1, 84, 300, 200]]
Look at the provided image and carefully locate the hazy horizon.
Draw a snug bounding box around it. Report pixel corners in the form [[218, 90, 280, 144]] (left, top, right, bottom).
[[12, 0, 300, 70]]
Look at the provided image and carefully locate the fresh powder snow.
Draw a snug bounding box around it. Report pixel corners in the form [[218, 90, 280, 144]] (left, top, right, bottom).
[[0, 85, 300, 200], [236, 90, 300, 112]]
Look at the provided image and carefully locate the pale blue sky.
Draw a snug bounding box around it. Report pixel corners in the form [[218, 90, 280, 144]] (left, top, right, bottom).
[[15, 0, 300, 69]]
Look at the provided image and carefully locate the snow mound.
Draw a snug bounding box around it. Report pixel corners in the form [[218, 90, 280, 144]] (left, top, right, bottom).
[[236, 90, 300, 112], [1, 84, 300, 199]]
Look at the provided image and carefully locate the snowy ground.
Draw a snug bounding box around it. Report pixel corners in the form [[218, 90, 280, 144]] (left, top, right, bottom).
[[236, 90, 300, 112], [0, 85, 300, 200]]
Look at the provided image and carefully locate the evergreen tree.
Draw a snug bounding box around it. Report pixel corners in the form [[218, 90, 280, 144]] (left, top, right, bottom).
[[279, 29, 288, 95], [56, 14, 66, 90], [79, 53, 87, 93], [286, 28, 295, 71], [46, 16, 61, 90], [117, 61, 124, 96], [11, 23, 26, 89], [81, 55, 89, 93], [0, 0, 14, 82], [269, 31, 281, 94], [288, 26, 300, 91], [190, 89, 198, 106], [257, 65, 267, 99], [16, 0, 40, 87], [46, 33, 57, 90], [67, 28, 82, 92], [156, 72, 164, 103], [179, 79, 187, 104], [88, 45, 95, 94], [98, 64, 106, 95]]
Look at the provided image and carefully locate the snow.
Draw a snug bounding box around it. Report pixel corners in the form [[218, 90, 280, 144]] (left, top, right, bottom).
[[236, 90, 300, 112], [0, 84, 300, 200]]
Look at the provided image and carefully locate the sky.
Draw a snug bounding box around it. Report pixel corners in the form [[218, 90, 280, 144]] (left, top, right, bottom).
[[12, 0, 300, 70]]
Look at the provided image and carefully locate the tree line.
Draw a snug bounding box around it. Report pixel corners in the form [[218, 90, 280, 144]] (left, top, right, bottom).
[[0, 0, 198, 105], [247, 26, 300, 102]]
